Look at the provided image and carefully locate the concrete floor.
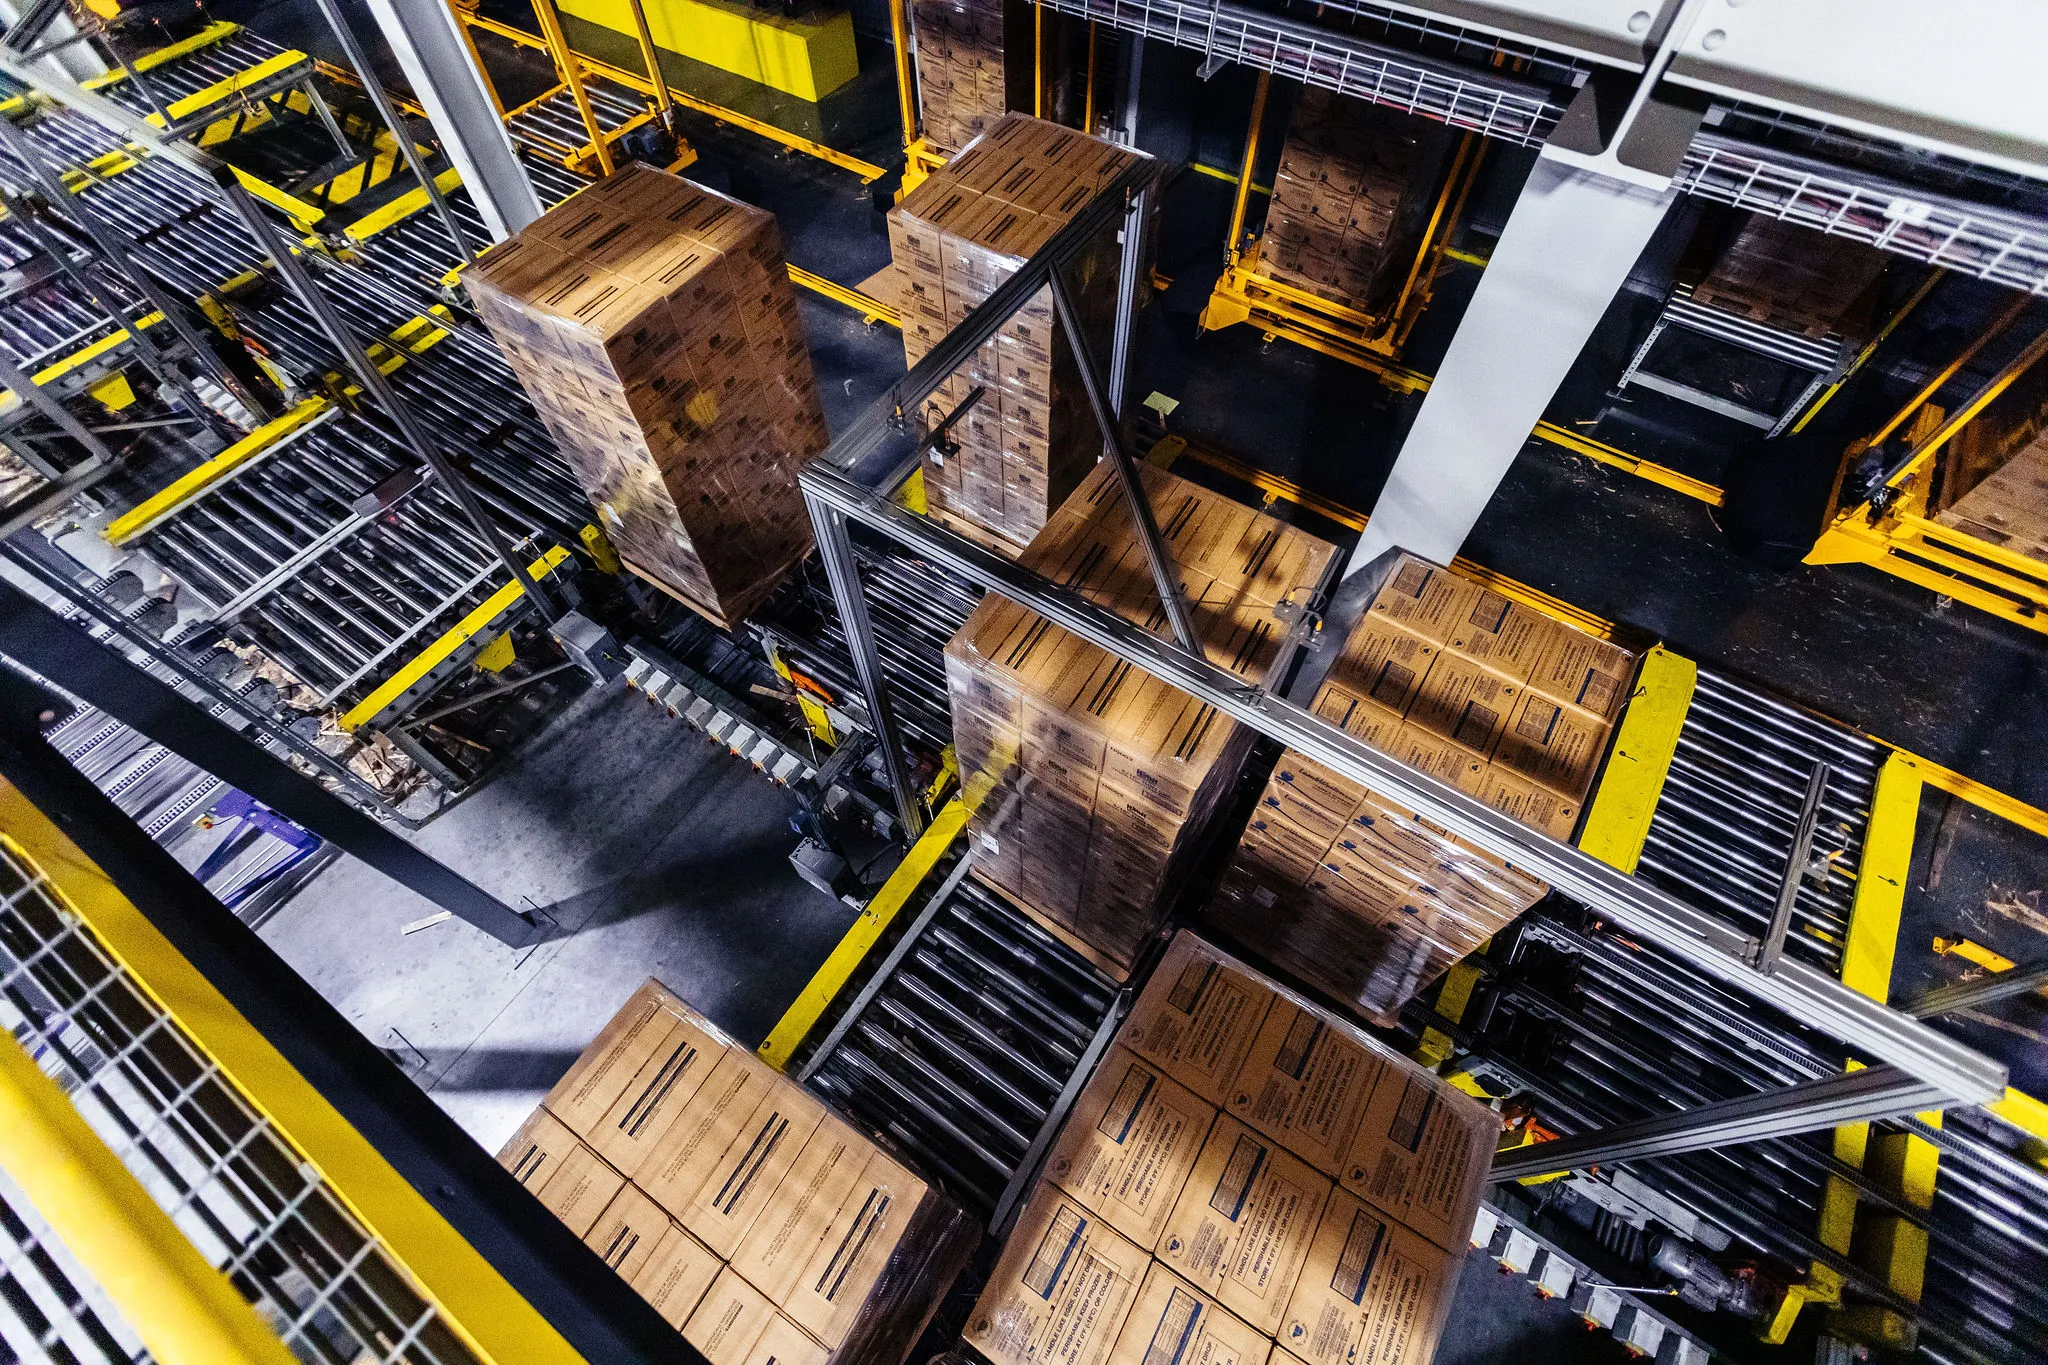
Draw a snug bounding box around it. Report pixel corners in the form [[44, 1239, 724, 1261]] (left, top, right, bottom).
[[261, 684, 853, 1152]]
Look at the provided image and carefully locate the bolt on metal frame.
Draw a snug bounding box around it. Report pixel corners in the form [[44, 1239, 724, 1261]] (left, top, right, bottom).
[[794, 172, 2008, 1174]]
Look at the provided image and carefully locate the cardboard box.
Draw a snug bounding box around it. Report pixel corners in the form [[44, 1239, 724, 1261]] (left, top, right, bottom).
[[1106, 1264, 1270, 1365], [730, 1116, 878, 1302], [1340, 1064, 1496, 1255], [747, 1315, 830, 1365], [965, 1185, 1152, 1365], [1403, 654, 1521, 758], [499, 1106, 583, 1191], [1156, 1116, 1330, 1334], [1225, 1001, 1377, 1178], [1528, 630, 1635, 722], [466, 166, 826, 628], [1363, 556, 1481, 645], [587, 1004, 732, 1175], [676, 1075, 830, 1258], [1045, 1046, 1216, 1249], [1120, 932, 1278, 1107], [1444, 593, 1556, 684], [543, 979, 713, 1136], [1493, 693, 1611, 800], [636, 1051, 783, 1219], [687, 1267, 781, 1365], [1324, 620, 1437, 716], [586, 1181, 674, 1282], [527, 1131, 627, 1238], [1276, 1191, 1458, 1365], [629, 1219, 725, 1328], [779, 1149, 931, 1349]]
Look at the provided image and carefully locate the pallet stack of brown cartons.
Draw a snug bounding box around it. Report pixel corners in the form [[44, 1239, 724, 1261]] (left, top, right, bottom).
[[1259, 88, 1443, 313], [1937, 356, 2048, 562], [911, 0, 1006, 154], [1690, 214, 1888, 339], [887, 114, 1142, 554], [465, 163, 830, 628], [946, 462, 1338, 979], [1206, 553, 1640, 1024], [497, 979, 977, 1365], [967, 931, 1494, 1365]]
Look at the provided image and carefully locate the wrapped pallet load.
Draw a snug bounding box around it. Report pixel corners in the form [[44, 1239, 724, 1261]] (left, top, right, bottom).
[[498, 979, 978, 1365], [969, 931, 1491, 1365], [911, 0, 1006, 154], [888, 114, 1143, 554], [1209, 553, 1641, 1024], [465, 164, 829, 628], [1936, 346, 2048, 562], [1690, 214, 1888, 339], [947, 462, 1338, 979], [1259, 87, 1448, 314]]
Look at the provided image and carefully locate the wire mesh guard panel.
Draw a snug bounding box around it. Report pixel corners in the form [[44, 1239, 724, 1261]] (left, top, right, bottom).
[[0, 840, 483, 1365], [0, 1163, 154, 1363]]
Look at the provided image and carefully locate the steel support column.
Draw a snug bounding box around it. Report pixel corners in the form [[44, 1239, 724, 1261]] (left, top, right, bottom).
[[807, 496, 925, 840], [0, 581, 544, 947], [361, 0, 544, 239], [1349, 148, 1677, 569], [1489, 1066, 1948, 1183]]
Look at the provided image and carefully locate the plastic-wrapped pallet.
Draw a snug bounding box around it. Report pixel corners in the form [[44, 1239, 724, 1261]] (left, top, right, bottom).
[[967, 931, 1491, 1365], [496, 979, 977, 1365], [1207, 553, 1640, 1024], [1259, 88, 1447, 313], [911, 0, 1006, 154], [1937, 352, 2048, 562], [945, 462, 1338, 979], [465, 164, 829, 628], [1690, 214, 1887, 339], [887, 114, 1142, 554]]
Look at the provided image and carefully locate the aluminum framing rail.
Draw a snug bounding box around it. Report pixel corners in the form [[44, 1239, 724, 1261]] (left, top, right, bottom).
[[795, 192, 2007, 1119], [1034, 0, 1565, 146]]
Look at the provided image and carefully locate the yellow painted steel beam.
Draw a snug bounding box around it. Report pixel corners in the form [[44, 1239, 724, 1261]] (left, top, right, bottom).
[[785, 264, 898, 327], [1932, 936, 2018, 974], [1841, 752, 1920, 1004], [339, 546, 572, 730], [463, 12, 886, 181], [144, 51, 308, 128], [0, 1023, 298, 1365], [757, 799, 969, 1070], [0, 784, 592, 1365], [1577, 646, 1696, 874], [344, 166, 465, 241], [1807, 511, 2048, 638], [104, 397, 332, 545], [0, 311, 164, 416], [1191, 159, 1269, 195], [85, 20, 241, 88]]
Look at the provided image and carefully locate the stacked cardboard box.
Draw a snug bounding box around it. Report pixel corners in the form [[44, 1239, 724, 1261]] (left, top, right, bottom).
[[1690, 214, 1888, 339], [911, 0, 1007, 155], [1207, 553, 1640, 1024], [1260, 88, 1443, 313], [967, 932, 1493, 1365], [498, 979, 977, 1365], [888, 114, 1141, 554], [947, 462, 1338, 979], [466, 163, 829, 628], [1937, 354, 2048, 562]]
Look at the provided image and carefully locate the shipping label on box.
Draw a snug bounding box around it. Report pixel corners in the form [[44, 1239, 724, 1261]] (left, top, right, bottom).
[[1277, 1191, 1458, 1365], [1226, 1002, 1376, 1178], [781, 1149, 929, 1348], [965, 1186, 1151, 1365], [687, 1267, 780, 1365], [1157, 1115, 1330, 1334], [1528, 630, 1635, 722], [1046, 1046, 1215, 1249], [1404, 654, 1521, 758], [1493, 694, 1611, 800], [1364, 556, 1482, 644], [1120, 932, 1278, 1106], [1107, 1264, 1269, 1365], [1327, 621, 1437, 717], [585, 1181, 671, 1282], [629, 1218, 724, 1328], [1339, 1063, 1495, 1253]]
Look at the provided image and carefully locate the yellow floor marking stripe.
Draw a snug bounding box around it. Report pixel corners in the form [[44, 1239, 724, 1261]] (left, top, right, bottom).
[[339, 547, 572, 730], [1577, 647, 1696, 874], [757, 800, 968, 1071]]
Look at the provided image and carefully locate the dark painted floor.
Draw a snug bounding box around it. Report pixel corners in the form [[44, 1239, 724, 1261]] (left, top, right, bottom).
[[261, 683, 854, 1150]]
